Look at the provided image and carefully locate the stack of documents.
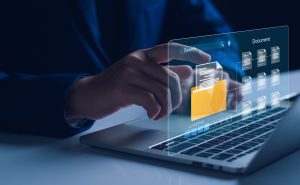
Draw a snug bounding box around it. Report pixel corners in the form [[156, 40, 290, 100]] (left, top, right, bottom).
[[191, 62, 227, 121]]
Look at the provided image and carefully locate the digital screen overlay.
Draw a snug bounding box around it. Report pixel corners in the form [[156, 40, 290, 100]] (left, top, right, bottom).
[[166, 26, 289, 156]]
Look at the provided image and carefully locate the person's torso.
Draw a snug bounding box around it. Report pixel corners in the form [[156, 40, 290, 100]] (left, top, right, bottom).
[[0, 0, 167, 75]]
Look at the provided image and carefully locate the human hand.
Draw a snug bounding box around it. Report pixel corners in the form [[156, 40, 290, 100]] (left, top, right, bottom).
[[65, 44, 211, 121]]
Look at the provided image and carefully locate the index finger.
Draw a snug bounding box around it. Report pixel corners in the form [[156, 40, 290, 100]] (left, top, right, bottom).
[[145, 43, 211, 64]]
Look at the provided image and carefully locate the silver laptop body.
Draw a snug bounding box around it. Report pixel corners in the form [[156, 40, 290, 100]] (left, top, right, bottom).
[[80, 95, 300, 174]]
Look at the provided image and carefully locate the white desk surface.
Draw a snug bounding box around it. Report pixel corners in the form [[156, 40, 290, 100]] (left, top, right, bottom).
[[1, 70, 300, 185]]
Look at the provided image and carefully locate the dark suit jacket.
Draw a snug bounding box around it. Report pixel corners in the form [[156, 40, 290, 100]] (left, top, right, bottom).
[[0, 0, 238, 138]]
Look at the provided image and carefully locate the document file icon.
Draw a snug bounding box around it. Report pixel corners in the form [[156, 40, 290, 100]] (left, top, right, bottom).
[[191, 62, 227, 121]]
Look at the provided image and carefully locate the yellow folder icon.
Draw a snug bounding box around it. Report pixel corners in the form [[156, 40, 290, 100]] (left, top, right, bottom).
[[191, 79, 227, 121]]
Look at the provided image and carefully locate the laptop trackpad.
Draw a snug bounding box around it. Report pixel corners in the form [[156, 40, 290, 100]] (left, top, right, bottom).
[[80, 124, 167, 150]]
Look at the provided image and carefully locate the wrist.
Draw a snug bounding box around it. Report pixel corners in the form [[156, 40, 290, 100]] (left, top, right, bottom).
[[65, 76, 90, 122]]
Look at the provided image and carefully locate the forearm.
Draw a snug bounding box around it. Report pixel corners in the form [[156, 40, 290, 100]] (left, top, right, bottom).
[[0, 72, 94, 138]]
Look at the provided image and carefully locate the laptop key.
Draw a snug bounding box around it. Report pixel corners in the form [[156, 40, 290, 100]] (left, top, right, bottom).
[[152, 141, 179, 150], [243, 119, 255, 124], [225, 125, 240, 129], [205, 148, 223, 154], [215, 144, 233, 150], [264, 125, 276, 129], [212, 153, 233, 160], [226, 149, 243, 154], [206, 138, 223, 145], [243, 141, 259, 147], [168, 142, 194, 153], [234, 129, 248, 134], [188, 138, 205, 144], [256, 120, 270, 125], [252, 138, 265, 143], [215, 135, 231, 141], [240, 133, 256, 139], [224, 132, 240, 138], [236, 126, 255, 133], [260, 133, 271, 139], [152, 144, 168, 150], [232, 122, 247, 127], [196, 152, 214, 158], [253, 114, 267, 119], [206, 131, 222, 137], [198, 142, 214, 148], [231, 137, 248, 143], [248, 128, 267, 135], [181, 147, 206, 155], [222, 141, 240, 147], [267, 113, 283, 121], [215, 128, 230, 134], [182, 133, 199, 139], [248, 123, 261, 128], [197, 135, 214, 140], [234, 144, 252, 151], [173, 137, 187, 142], [252, 146, 261, 151], [259, 127, 274, 133]]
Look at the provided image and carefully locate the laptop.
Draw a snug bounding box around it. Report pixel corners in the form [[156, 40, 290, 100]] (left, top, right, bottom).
[[81, 27, 297, 174], [80, 93, 300, 174]]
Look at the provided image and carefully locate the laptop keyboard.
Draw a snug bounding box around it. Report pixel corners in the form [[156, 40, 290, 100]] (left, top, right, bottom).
[[150, 107, 287, 162]]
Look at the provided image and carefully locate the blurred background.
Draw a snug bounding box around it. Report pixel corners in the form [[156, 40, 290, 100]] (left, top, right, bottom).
[[212, 0, 299, 70]]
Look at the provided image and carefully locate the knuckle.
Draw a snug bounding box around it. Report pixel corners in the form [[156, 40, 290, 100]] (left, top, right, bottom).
[[147, 93, 160, 107], [120, 66, 136, 77], [127, 52, 143, 61], [145, 92, 156, 102], [160, 86, 170, 99], [169, 71, 180, 83], [143, 93, 161, 115], [153, 103, 161, 114], [123, 55, 140, 65], [157, 87, 169, 109]]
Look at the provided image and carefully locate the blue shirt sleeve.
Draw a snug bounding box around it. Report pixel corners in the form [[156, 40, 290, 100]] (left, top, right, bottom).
[[0, 1, 99, 138], [0, 72, 94, 138]]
